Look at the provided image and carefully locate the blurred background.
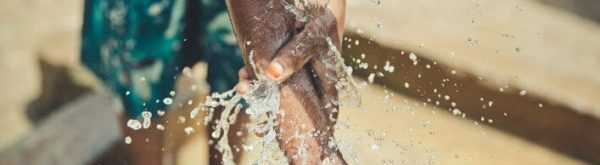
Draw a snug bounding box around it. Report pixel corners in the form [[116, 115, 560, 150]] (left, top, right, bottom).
[[1, 0, 600, 164]]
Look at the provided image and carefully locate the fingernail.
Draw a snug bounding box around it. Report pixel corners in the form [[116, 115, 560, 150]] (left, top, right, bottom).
[[267, 62, 283, 80]]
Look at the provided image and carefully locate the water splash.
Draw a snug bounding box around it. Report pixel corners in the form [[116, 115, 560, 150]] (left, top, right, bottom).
[[196, 1, 361, 164], [327, 37, 363, 108], [198, 78, 283, 164], [197, 42, 361, 164]]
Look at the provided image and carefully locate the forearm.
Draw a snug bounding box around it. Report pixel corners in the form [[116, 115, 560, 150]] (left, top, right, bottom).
[[279, 70, 345, 164]]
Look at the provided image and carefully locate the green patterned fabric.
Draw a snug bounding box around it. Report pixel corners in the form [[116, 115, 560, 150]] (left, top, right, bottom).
[[81, 0, 243, 118]]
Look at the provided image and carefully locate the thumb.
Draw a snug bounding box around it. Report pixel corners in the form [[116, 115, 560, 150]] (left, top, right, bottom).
[[267, 17, 332, 82]]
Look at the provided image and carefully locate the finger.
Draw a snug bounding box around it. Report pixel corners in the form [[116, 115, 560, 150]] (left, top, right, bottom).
[[234, 4, 296, 79], [266, 13, 336, 82], [266, 32, 318, 82], [235, 67, 253, 94]]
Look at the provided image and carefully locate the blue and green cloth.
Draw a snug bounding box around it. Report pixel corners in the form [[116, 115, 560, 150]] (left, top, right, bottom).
[[81, 0, 243, 118]]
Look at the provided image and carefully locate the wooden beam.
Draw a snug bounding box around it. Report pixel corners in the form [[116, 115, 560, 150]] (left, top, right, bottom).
[[345, 0, 600, 118], [342, 33, 600, 163], [0, 92, 122, 165]]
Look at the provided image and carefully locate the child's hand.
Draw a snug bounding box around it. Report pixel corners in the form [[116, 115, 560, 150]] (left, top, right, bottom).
[[235, 0, 345, 124], [265, 2, 345, 83], [226, 0, 347, 164]]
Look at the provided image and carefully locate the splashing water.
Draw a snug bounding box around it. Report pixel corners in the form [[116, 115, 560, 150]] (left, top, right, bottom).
[[196, 37, 361, 164], [326, 37, 362, 108], [200, 88, 244, 165], [197, 78, 286, 164], [195, 1, 361, 164]]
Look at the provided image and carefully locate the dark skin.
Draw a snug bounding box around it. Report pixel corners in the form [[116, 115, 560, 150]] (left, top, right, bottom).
[[225, 0, 346, 164]]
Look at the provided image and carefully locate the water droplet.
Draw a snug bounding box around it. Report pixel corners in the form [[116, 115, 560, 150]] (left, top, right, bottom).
[[452, 108, 462, 115], [519, 90, 527, 96], [371, 144, 380, 150], [409, 53, 418, 65], [156, 124, 165, 131], [124, 136, 132, 144], [178, 116, 186, 123], [163, 98, 173, 105], [141, 111, 152, 129], [127, 119, 142, 130], [368, 73, 376, 83], [141, 111, 152, 118], [157, 110, 165, 116], [184, 127, 194, 135], [212, 131, 221, 139], [190, 107, 200, 119]]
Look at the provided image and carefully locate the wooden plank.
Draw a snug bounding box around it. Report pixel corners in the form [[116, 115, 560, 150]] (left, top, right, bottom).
[[0, 92, 122, 165], [343, 0, 600, 163], [345, 0, 600, 118], [342, 33, 600, 163]]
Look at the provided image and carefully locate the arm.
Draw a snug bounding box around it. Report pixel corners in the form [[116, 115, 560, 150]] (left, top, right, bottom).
[[226, 0, 346, 164]]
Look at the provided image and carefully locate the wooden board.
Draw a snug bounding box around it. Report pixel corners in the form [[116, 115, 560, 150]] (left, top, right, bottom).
[[342, 34, 600, 163], [0, 92, 122, 165], [345, 0, 600, 118], [343, 0, 600, 163]]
